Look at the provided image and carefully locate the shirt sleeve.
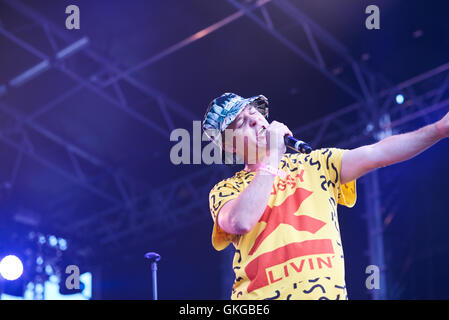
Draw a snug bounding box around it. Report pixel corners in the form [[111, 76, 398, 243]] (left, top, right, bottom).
[[318, 148, 357, 208], [209, 179, 242, 251]]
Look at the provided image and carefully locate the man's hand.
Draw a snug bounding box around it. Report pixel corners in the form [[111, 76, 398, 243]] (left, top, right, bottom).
[[435, 111, 449, 138], [341, 114, 448, 184], [262, 121, 293, 166]]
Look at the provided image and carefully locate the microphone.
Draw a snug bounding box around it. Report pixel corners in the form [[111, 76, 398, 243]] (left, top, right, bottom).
[[145, 252, 161, 300], [144, 252, 161, 263], [284, 135, 312, 154]]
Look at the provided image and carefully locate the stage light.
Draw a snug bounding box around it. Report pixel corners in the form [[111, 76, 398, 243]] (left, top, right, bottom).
[[45, 265, 53, 276], [38, 235, 46, 244], [58, 238, 67, 251], [36, 256, 43, 265], [35, 283, 44, 295], [48, 235, 58, 247], [395, 94, 405, 104], [0, 255, 24, 281]]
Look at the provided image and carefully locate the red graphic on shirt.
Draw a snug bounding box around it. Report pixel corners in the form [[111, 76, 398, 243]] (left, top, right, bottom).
[[244, 187, 334, 293], [245, 239, 334, 293], [249, 188, 318, 255]]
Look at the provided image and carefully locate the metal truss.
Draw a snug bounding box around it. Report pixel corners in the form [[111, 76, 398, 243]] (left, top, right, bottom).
[[295, 62, 449, 150], [3, 0, 197, 126], [101, 0, 448, 294], [0, 0, 275, 223], [0, 27, 168, 137], [0, 0, 385, 209], [65, 164, 221, 233], [0, 0, 230, 223], [3, 0, 383, 119], [1, 0, 448, 299], [70, 165, 232, 260], [225, 0, 387, 109], [219, 1, 446, 299], [75, 61, 449, 265], [0, 27, 153, 209], [80, 61, 449, 300], [0, 113, 119, 205]]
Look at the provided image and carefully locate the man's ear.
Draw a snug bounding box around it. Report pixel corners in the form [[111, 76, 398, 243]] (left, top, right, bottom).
[[221, 128, 238, 154]]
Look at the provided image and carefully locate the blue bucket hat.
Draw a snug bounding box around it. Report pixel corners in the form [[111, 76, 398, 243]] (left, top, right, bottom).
[[202, 92, 269, 147]]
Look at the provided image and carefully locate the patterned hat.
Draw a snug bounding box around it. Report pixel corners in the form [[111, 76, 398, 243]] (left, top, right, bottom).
[[202, 92, 269, 147]]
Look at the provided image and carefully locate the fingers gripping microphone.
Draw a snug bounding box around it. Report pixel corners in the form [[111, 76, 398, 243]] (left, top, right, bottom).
[[284, 135, 312, 154]]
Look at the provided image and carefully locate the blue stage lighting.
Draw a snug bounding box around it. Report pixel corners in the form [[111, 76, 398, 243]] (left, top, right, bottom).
[[48, 235, 58, 247], [58, 238, 67, 251], [45, 265, 53, 276], [0, 255, 24, 281], [38, 235, 46, 244], [395, 94, 405, 104]]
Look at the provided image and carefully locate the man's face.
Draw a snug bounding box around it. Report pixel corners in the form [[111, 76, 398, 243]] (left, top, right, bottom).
[[222, 104, 269, 164]]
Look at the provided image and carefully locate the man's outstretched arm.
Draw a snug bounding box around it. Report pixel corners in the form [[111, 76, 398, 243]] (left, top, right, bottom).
[[341, 111, 449, 185]]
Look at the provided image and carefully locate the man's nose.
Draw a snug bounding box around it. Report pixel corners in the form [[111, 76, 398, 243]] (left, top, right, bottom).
[[249, 118, 258, 127]]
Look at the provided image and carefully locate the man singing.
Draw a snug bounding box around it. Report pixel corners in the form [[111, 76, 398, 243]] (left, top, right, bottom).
[[202, 92, 449, 300]]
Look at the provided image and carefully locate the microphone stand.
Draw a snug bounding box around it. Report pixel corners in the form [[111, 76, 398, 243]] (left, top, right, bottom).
[[144, 252, 161, 300]]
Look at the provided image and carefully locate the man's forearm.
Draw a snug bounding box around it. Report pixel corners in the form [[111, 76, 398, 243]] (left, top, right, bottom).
[[371, 122, 445, 168], [228, 171, 276, 233]]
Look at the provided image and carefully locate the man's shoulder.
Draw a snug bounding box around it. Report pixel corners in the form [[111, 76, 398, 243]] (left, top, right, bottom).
[[209, 169, 248, 194], [282, 148, 346, 173], [284, 147, 344, 160], [282, 148, 324, 162]]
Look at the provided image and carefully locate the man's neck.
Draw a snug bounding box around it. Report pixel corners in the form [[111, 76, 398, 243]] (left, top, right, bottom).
[[244, 156, 282, 172], [244, 162, 265, 172]]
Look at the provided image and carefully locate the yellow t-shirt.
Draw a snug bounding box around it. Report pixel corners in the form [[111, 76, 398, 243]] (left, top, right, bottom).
[[209, 148, 357, 300]]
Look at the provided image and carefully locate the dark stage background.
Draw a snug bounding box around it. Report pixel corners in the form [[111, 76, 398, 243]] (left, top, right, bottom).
[[0, 0, 448, 300]]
